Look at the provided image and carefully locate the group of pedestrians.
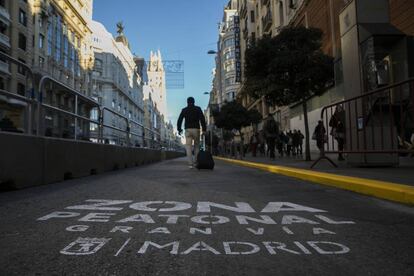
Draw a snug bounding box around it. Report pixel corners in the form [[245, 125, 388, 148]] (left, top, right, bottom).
[[249, 115, 305, 160]]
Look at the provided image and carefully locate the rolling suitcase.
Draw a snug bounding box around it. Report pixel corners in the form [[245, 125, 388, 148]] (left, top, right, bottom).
[[196, 134, 215, 170]]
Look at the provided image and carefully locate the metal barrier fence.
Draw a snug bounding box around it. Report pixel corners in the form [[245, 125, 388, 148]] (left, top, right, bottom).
[[0, 53, 179, 150], [312, 78, 414, 168]]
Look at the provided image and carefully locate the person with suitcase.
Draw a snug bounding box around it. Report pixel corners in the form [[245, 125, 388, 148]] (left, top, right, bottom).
[[177, 97, 207, 169], [196, 133, 215, 170]]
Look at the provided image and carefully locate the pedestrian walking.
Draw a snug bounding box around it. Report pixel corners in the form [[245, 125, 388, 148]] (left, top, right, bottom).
[[297, 130, 304, 155], [250, 132, 259, 157], [293, 130, 301, 156], [177, 97, 207, 169], [313, 120, 326, 156], [264, 115, 279, 159], [335, 121, 345, 160], [286, 130, 293, 156], [329, 105, 346, 161], [258, 130, 265, 157]]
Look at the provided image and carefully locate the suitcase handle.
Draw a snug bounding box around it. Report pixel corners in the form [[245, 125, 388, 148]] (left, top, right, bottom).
[[202, 133, 206, 151]]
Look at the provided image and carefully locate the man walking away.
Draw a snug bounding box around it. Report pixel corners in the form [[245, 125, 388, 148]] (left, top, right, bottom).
[[177, 97, 207, 168]]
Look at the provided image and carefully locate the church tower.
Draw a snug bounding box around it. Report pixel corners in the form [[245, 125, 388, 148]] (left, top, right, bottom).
[[146, 50, 167, 118]]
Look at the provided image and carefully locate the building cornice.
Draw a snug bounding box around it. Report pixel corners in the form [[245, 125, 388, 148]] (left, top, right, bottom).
[[52, 0, 92, 36]]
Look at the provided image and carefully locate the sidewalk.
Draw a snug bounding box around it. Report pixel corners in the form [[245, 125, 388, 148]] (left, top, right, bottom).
[[232, 152, 414, 186], [216, 152, 414, 205]]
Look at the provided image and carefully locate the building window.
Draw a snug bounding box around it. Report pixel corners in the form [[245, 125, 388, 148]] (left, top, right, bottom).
[[225, 77, 234, 86], [55, 15, 62, 62], [227, 91, 235, 102], [0, 77, 5, 90], [55, 17, 62, 62], [18, 33, 27, 51], [74, 49, 80, 77], [47, 23, 53, 56], [19, 9, 27, 26], [112, 100, 115, 109], [224, 50, 235, 61], [0, 21, 6, 34], [17, 83, 26, 96], [63, 35, 68, 68], [17, 58, 26, 75], [224, 38, 235, 48], [250, 11, 255, 23], [94, 58, 103, 72], [70, 44, 75, 72], [39, 34, 44, 49]]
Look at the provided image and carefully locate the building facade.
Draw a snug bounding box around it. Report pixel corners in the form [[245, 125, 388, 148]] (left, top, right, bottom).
[[0, 0, 95, 137], [142, 50, 169, 148], [230, 0, 414, 152], [0, 0, 182, 149], [212, 0, 241, 106], [146, 50, 167, 118], [90, 21, 144, 146]]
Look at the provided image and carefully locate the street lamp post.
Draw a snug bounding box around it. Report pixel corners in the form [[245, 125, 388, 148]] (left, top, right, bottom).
[[208, 47, 223, 156], [203, 91, 214, 154]]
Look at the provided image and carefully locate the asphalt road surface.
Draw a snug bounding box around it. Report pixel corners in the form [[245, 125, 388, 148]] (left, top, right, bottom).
[[0, 158, 413, 276]]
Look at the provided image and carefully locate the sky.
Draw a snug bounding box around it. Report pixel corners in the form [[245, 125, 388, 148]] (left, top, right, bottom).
[[93, 0, 229, 127]]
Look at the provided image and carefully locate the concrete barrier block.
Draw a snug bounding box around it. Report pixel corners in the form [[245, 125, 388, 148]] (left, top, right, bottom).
[[0, 133, 44, 189], [0, 132, 184, 189]]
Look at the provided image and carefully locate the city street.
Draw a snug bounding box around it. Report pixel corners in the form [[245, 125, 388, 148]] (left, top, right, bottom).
[[0, 158, 413, 275]]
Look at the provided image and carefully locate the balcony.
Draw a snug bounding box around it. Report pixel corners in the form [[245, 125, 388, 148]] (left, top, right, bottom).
[[0, 32, 10, 48], [262, 9, 272, 32], [261, 0, 270, 6], [0, 6, 10, 25], [0, 60, 10, 75], [34, 0, 50, 17]]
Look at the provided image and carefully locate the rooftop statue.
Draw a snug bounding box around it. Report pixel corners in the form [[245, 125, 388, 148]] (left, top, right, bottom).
[[116, 22, 124, 35]]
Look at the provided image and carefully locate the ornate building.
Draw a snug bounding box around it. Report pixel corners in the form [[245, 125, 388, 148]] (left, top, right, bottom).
[[90, 21, 144, 146], [146, 50, 167, 118], [0, 0, 95, 137], [142, 50, 168, 148]]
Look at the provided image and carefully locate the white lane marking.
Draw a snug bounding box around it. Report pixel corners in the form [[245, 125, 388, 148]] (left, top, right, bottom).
[[114, 238, 131, 257]]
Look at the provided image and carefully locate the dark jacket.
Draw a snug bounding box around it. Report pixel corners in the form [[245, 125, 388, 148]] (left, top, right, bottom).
[[264, 118, 279, 139], [177, 104, 206, 132]]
